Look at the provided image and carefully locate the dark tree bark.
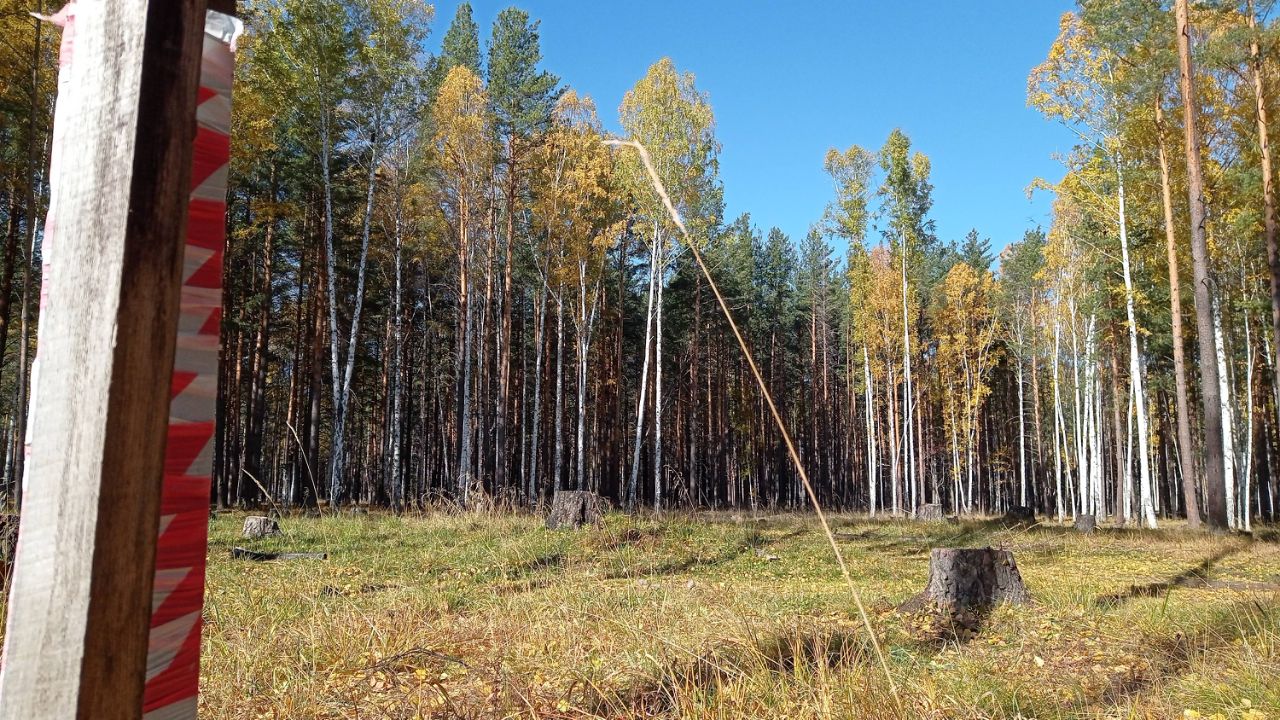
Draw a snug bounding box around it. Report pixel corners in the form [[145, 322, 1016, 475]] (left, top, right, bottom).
[[1175, 0, 1229, 530]]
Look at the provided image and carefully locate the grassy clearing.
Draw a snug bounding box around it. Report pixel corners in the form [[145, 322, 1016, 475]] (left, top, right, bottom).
[[200, 513, 1276, 717]]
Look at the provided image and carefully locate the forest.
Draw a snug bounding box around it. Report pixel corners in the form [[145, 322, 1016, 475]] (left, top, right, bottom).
[[0, 0, 1278, 534]]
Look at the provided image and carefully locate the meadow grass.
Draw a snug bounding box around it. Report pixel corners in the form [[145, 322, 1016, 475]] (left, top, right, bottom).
[[192, 513, 1278, 717]]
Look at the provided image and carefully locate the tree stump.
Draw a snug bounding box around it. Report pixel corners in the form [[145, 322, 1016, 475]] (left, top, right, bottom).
[[1073, 514, 1097, 533], [914, 503, 944, 521], [546, 491, 604, 530], [242, 515, 281, 539], [1002, 506, 1036, 527], [903, 547, 1031, 613]]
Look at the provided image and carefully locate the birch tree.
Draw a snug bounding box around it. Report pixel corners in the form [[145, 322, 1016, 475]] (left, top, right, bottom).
[[617, 58, 719, 511], [1031, 12, 1158, 526], [434, 65, 493, 502]]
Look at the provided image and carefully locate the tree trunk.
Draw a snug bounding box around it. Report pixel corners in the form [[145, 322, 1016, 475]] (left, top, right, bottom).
[[629, 239, 658, 508], [1175, 0, 1230, 530], [1017, 355, 1027, 506], [654, 248, 665, 512], [1248, 0, 1280, 421], [1111, 155, 1156, 527], [528, 287, 547, 504], [1156, 97, 1201, 528], [389, 196, 405, 510], [553, 291, 565, 491], [1052, 312, 1066, 522], [1213, 296, 1237, 528]]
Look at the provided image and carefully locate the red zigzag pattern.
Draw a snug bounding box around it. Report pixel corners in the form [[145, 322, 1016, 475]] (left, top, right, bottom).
[[142, 23, 233, 720]]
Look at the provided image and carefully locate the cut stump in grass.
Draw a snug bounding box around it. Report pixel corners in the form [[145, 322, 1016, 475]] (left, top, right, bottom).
[[914, 503, 944, 520], [242, 515, 281, 539], [546, 490, 604, 530], [1074, 514, 1097, 533], [902, 547, 1031, 614]]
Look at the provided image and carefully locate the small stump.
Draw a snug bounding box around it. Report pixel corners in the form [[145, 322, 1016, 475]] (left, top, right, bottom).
[[902, 548, 1031, 637], [1002, 506, 1036, 527], [546, 490, 604, 530], [1074, 514, 1096, 533], [914, 503, 944, 521], [242, 515, 281, 539]]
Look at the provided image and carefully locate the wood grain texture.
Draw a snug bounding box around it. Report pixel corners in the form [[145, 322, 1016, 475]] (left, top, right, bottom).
[[0, 1, 207, 718]]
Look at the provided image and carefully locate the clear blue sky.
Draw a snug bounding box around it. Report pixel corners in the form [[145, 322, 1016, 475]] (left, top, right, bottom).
[[431, 1, 1078, 255]]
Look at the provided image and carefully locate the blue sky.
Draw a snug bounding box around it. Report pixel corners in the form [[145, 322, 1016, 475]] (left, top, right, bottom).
[[431, 1, 1078, 255]]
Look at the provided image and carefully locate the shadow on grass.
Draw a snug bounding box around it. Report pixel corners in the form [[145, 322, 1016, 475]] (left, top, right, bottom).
[[1095, 545, 1242, 608], [850, 516, 1053, 555], [592, 626, 871, 716], [1099, 598, 1276, 707], [504, 552, 565, 578], [595, 527, 806, 581]]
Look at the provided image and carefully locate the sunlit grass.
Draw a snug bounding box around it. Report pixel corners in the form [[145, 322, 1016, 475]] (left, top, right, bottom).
[[1, 510, 1272, 717], [123, 513, 1280, 717]]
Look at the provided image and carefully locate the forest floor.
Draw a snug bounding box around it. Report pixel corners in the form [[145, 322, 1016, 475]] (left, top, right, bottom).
[[194, 511, 1280, 719]]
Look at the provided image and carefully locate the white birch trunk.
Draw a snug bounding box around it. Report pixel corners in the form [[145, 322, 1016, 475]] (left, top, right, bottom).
[[1244, 313, 1254, 532], [628, 238, 659, 508], [864, 346, 877, 517], [1086, 315, 1103, 518], [326, 112, 381, 505], [1068, 298, 1086, 516], [1124, 373, 1135, 525], [1115, 160, 1156, 528], [1213, 296, 1237, 528], [887, 366, 899, 515], [574, 263, 599, 492], [1052, 313, 1066, 522], [900, 250, 916, 510]]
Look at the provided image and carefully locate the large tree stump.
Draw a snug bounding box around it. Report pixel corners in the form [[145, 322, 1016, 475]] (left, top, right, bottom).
[[1001, 505, 1036, 527], [546, 491, 604, 530], [904, 547, 1031, 613], [242, 515, 281, 539], [914, 503, 944, 521], [1073, 514, 1097, 533]]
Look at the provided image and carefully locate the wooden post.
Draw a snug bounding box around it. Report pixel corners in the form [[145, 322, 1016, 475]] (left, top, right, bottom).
[[0, 2, 209, 718]]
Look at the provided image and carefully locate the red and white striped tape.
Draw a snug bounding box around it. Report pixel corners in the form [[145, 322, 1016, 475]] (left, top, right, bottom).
[[142, 12, 237, 720]]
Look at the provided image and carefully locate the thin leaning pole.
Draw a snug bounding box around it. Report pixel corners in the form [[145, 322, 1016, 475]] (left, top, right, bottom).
[[605, 138, 899, 701]]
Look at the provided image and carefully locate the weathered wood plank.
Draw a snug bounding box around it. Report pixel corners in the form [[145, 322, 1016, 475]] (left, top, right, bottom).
[[0, 2, 208, 718], [207, 0, 237, 16]]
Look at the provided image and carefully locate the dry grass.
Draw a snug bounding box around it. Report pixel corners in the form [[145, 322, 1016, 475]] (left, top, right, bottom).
[[195, 511, 1280, 719], [26, 511, 1280, 719]]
